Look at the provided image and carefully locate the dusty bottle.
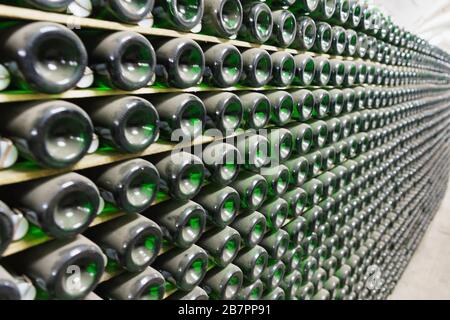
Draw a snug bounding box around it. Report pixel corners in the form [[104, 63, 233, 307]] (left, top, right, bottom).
[[230, 211, 267, 248], [8, 235, 105, 300], [85, 96, 159, 153], [239, 2, 273, 44], [153, 244, 208, 291], [201, 264, 243, 300], [92, 159, 159, 213], [203, 44, 242, 88], [0, 22, 87, 93], [202, 0, 243, 38], [81, 31, 156, 91], [96, 266, 165, 300], [154, 151, 205, 200], [271, 51, 295, 87], [155, 38, 205, 88], [198, 94, 238, 133], [193, 185, 240, 227], [197, 226, 241, 267], [0, 100, 93, 168], [146, 200, 206, 248], [12, 173, 101, 239], [270, 10, 297, 47], [153, 0, 205, 31], [241, 48, 272, 87], [85, 213, 162, 272]]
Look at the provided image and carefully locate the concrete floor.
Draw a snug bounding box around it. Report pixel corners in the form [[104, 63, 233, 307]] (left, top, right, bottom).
[[390, 178, 450, 300]]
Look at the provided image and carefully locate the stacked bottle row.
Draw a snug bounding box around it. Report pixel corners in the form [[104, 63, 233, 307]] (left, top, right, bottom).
[[0, 0, 450, 301], [2, 1, 450, 94], [1, 85, 435, 171], [1, 0, 448, 67], [1, 82, 449, 300], [1, 19, 445, 95]]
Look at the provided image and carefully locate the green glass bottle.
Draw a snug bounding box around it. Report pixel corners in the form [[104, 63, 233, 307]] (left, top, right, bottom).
[[267, 92, 294, 126], [262, 165, 291, 197], [8, 236, 105, 300], [270, 51, 295, 86], [203, 44, 242, 88], [193, 185, 240, 228], [97, 267, 165, 300], [310, 120, 329, 148], [312, 22, 332, 53], [312, 90, 331, 119], [281, 188, 308, 217], [0, 22, 87, 94], [293, 16, 317, 50], [93, 159, 159, 214], [0, 100, 93, 169], [261, 259, 286, 291], [270, 10, 297, 47], [237, 279, 263, 300], [229, 171, 268, 210], [153, 0, 204, 31], [290, 89, 315, 121], [260, 229, 290, 259], [85, 213, 162, 273], [313, 56, 331, 86], [236, 133, 270, 171], [293, 54, 315, 86], [202, 142, 241, 185], [239, 1, 273, 43], [155, 38, 205, 88], [260, 198, 289, 231], [283, 216, 307, 245], [154, 151, 205, 200], [201, 264, 243, 300], [233, 245, 268, 282], [237, 92, 271, 129], [92, 0, 155, 23], [304, 151, 323, 178], [146, 200, 206, 249], [302, 179, 324, 206], [202, 0, 243, 38], [153, 245, 208, 292], [241, 48, 272, 87]]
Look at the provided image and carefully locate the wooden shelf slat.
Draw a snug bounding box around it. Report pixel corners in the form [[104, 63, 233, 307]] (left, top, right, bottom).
[[0, 85, 305, 104], [0, 84, 362, 104]]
